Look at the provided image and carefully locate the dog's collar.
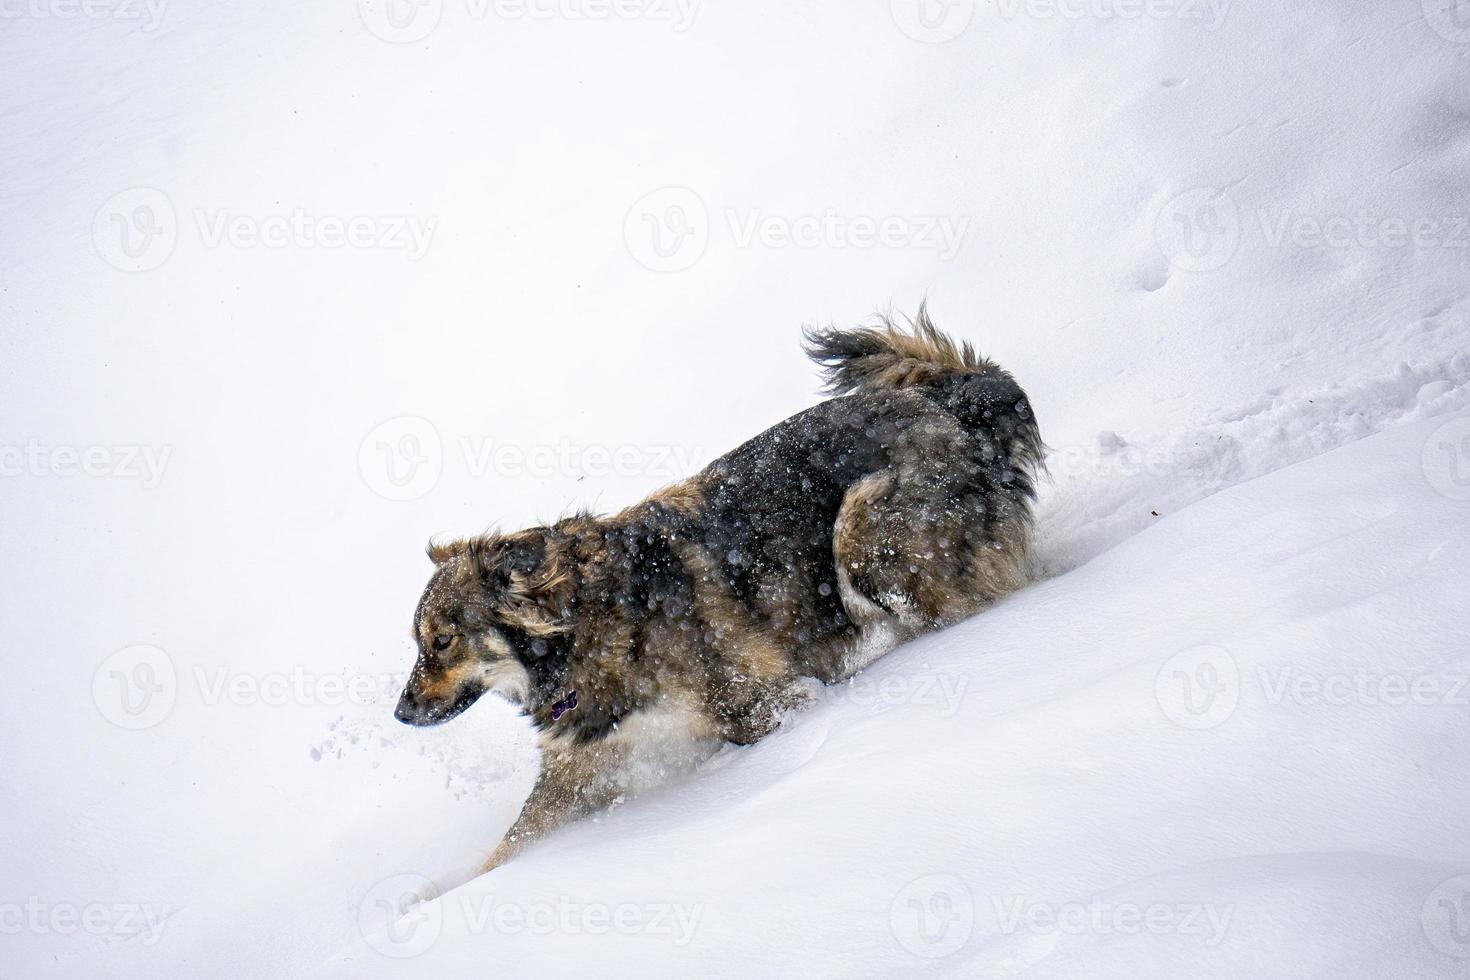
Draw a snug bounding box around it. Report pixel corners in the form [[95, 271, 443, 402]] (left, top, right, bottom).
[[551, 690, 579, 721]]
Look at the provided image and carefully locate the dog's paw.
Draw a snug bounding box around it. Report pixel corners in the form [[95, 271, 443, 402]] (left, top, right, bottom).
[[725, 678, 821, 745]]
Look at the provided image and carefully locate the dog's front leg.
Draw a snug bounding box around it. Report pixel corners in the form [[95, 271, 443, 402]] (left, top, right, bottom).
[[480, 736, 624, 873]]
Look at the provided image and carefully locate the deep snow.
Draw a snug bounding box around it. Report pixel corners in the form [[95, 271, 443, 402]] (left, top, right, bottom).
[[2, 1, 1469, 977], [318, 410, 1470, 979]]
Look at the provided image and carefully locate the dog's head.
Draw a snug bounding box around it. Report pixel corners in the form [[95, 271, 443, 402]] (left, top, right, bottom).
[[394, 530, 573, 726]]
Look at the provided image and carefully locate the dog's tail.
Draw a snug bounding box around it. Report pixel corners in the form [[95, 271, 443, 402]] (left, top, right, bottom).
[[802, 303, 996, 395], [803, 304, 1043, 490]]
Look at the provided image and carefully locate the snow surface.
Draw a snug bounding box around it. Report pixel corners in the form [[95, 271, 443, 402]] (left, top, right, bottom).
[[2, 2, 1469, 978]]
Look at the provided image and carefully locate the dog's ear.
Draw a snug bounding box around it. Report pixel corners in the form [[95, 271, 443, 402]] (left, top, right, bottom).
[[426, 538, 469, 565], [469, 532, 546, 588], [468, 530, 571, 636]]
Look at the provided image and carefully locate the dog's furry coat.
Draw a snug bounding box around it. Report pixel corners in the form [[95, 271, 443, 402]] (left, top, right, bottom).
[[395, 309, 1041, 869]]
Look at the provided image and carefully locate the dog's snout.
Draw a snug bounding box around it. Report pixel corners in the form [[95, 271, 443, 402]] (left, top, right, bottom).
[[393, 691, 418, 725]]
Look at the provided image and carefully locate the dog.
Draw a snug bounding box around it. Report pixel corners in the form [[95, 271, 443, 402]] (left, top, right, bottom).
[[394, 307, 1042, 871]]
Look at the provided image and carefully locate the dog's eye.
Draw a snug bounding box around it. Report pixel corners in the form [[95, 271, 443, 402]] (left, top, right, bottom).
[[432, 635, 454, 652]]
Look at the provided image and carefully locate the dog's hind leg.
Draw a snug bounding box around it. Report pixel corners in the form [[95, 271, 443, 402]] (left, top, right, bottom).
[[832, 435, 1011, 668]]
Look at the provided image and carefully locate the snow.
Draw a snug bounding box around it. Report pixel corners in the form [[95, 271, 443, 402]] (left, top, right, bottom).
[[3, 2, 1469, 977], [322, 414, 1470, 978]]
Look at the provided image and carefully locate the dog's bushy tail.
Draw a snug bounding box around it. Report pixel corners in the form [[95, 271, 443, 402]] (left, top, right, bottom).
[[802, 303, 995, 395], [804, 304, 1044, 494]]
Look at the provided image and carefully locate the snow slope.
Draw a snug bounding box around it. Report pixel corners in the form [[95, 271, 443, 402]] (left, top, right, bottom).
[[314, 411, 1470, 979], [2, 1, 1469, 977]]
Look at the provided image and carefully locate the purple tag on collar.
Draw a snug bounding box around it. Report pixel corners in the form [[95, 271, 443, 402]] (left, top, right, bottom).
[[551, 690, 578, 721]]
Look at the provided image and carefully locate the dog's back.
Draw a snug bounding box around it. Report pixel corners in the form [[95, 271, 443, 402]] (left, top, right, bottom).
[[686, 307, 1042, 680]]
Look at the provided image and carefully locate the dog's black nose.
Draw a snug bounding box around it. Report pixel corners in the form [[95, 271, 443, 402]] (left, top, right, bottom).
[[394, 694, 417, 724]]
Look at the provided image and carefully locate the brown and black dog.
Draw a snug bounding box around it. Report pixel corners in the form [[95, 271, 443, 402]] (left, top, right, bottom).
[[395, 308, 1041, 870]]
